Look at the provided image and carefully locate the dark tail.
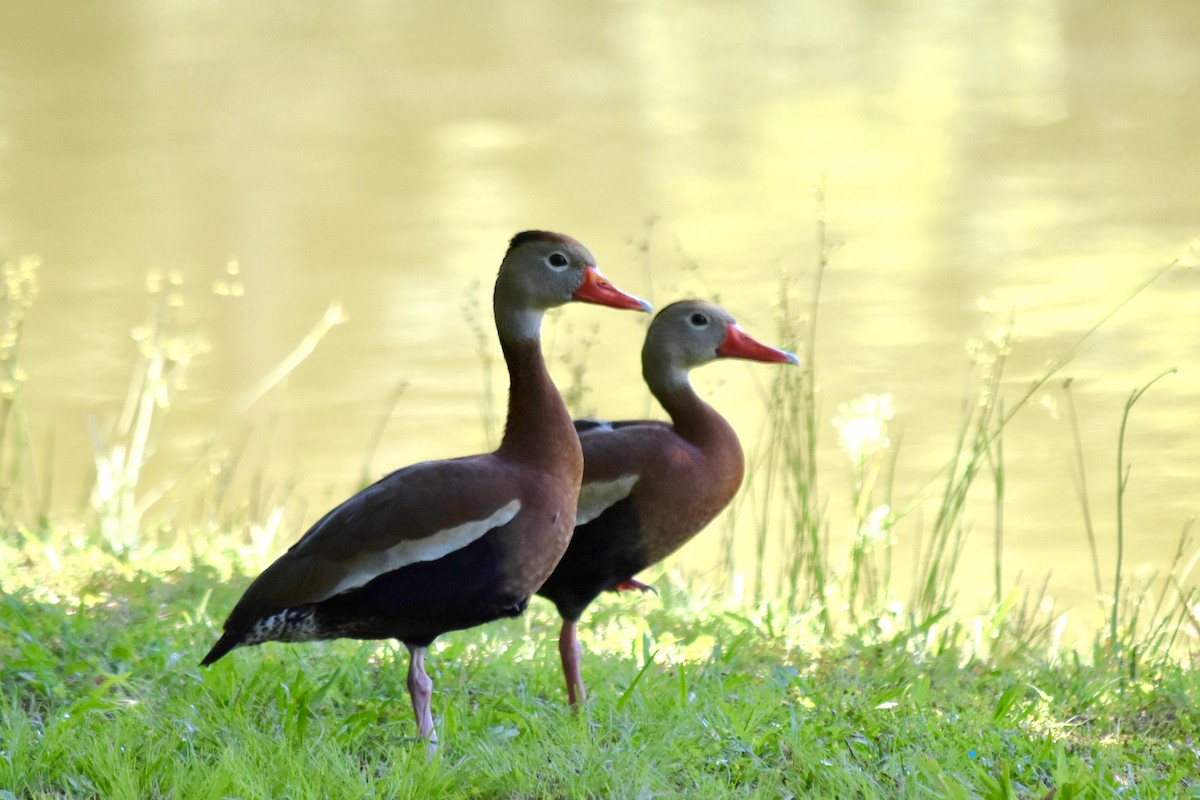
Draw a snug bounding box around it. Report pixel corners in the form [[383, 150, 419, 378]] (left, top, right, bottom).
[[200, 632, 241, 666]]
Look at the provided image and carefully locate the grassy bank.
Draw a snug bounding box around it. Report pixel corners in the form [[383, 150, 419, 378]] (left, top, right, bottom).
[[2, 240, 1199, 798], [1, 543, 1198, 799]]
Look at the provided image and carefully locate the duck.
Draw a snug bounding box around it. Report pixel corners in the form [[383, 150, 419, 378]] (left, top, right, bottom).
[[201, 231, 651, 745], [536, 299, 798, 705]]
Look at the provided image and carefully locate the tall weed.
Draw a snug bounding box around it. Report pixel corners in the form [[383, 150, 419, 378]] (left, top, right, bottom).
[[762, 232, 1197, 662], [0, 255, 41, 534]]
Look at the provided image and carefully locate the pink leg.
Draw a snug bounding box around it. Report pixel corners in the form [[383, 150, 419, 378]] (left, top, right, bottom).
[[406, 644, 438, 751], [613, 577, 657, 594], [558, 619, 586, 706]]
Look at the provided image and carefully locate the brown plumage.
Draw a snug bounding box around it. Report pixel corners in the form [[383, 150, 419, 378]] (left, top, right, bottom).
[[201, 231, 650, 745], [536, 300, 799, 705]]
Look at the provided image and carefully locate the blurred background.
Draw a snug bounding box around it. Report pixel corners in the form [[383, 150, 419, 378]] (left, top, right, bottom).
[[1, 0, 1197, 616]]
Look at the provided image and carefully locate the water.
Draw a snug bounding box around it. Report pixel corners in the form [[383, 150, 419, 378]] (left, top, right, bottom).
[[2, 0, 1198, 618]]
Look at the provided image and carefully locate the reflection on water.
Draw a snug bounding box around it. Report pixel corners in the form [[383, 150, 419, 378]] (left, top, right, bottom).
[[1, 1, 1198, 619]]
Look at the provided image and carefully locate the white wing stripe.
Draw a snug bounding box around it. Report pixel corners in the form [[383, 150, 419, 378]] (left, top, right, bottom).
[[326, 499, 521, 598], [575, 475, 638, 526]]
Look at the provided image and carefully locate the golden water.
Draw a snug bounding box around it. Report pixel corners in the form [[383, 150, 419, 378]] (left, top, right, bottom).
[[2, 1, 1198, 619]]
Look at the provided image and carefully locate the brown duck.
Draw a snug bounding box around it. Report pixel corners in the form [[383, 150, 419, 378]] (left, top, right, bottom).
[[201, 231, 651, 744], [536, 300, 798, 705]]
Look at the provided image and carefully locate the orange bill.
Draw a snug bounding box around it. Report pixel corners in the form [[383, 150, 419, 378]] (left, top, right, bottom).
[[716, 324, 799, 364], [573, 266, 652, 313]]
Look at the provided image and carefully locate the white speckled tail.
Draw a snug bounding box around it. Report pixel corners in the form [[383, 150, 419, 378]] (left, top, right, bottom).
[[242, 607, 320, 645]]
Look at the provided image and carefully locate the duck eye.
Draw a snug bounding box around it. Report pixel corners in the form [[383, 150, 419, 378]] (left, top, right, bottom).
[[545, 252, 569, 271], [689, 313, 709, 327]]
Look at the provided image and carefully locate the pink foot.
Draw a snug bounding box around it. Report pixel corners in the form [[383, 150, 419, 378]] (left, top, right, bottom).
[[612, 578, 657, 594], [406, 644, 439, 756]]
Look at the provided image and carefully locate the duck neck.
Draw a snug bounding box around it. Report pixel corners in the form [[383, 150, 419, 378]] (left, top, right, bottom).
[[644, 361, 735, 449], [494, 308, 580, 471]]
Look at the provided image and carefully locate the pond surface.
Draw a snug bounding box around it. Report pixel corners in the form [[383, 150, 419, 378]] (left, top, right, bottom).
[[2, 0, 1198, 621]]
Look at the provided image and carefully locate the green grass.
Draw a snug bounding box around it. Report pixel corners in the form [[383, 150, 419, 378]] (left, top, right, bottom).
[[3, 242, 1200, 798], [1, 546, 1198, 799]]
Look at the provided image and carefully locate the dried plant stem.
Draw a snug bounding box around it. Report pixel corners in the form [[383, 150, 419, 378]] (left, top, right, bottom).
[[358, 380, 409, 489], [1062, 378, 1103, 609], [137, 303, 347, 521]]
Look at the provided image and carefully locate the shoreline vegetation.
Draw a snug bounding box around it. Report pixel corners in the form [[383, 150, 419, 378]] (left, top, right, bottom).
[[2, 235, 1198, 797]]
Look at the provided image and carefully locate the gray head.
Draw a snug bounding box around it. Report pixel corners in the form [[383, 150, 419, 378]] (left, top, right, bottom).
[[494, 231, 651, 339], [642, 299, 798, 388]]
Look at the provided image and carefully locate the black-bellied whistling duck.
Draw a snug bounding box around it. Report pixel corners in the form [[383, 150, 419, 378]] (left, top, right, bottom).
[[201, 231, 650, 745], [536, 299, 798, 705]]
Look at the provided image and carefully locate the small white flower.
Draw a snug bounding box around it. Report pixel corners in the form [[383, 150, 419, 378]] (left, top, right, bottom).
[[833, 393, 894, 460], [855, 504, 894, 549]]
